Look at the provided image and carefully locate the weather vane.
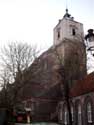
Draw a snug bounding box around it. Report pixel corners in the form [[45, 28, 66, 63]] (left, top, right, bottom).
[[66, 0, 68, 10]]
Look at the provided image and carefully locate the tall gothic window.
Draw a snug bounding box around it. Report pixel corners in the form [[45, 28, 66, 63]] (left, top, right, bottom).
[[87, 102, 92, 123], [78, 104, 82, 125], [71, 106, 74, 122]]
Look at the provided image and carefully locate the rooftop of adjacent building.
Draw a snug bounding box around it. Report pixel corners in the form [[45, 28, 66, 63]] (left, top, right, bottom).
[[70, 72, 94, 97]]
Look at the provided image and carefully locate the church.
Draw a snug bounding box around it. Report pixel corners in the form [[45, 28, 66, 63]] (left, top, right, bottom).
[[17, 9, 94, 125]]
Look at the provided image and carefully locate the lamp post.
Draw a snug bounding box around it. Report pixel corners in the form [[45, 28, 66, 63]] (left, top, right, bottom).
[[85, 29, 94, 56]]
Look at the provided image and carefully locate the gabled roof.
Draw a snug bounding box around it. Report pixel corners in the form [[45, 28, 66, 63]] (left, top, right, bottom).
[[70, 72, 94, 97]]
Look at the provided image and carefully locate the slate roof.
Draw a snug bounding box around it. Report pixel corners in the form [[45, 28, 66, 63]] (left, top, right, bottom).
[[70, 72, 94, 97]]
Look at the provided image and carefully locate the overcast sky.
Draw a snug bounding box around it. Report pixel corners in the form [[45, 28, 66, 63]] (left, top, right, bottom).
[[0, 0, 94, 51]]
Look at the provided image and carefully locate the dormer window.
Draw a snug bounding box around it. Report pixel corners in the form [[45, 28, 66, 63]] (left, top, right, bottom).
[[72, 28, 76, 36]]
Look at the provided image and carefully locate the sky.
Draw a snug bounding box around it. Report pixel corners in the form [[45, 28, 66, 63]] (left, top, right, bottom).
[[0, 0, 94, 51]]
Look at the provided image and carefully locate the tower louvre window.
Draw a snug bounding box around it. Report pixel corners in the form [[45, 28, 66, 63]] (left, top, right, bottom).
[[58, 31, 60, 38], [72, 28, 76, 36], [57, 28, 61, 39]]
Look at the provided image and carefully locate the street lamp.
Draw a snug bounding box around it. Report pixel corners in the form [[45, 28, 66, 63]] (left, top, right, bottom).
[[85, 29, 94, 56]]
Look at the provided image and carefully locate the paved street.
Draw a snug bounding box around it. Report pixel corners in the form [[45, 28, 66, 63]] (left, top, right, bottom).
[[15, 124, 32, 125], [15, 123, 59, 125]]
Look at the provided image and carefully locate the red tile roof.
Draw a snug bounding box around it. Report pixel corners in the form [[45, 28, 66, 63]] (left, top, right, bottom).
[[70, 72, 94, 97]]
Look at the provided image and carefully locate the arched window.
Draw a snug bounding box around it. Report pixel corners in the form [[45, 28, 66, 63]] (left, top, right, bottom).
[[87, 102, 92, 123], [71, 106, 74, 122], [78, 104, 82, 125]]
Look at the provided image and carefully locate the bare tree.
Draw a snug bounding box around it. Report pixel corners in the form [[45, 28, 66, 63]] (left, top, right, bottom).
[[0, 69, 10, 108], [0, 42, 39, 108], [0, 42, 38, 82]]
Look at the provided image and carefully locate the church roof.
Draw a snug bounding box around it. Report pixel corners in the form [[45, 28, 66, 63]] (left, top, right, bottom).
[[18, 46, 62, 100], [70, 72, 94, 97]]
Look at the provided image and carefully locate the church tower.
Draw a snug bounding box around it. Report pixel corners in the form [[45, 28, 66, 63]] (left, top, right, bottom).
[[53, 9, 87, 85], [54, 9, 84, 45]]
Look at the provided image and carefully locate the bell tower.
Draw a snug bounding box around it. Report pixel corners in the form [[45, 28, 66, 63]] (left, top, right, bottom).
[[53, 9, 84, 45], [53, 9, 87, 85]]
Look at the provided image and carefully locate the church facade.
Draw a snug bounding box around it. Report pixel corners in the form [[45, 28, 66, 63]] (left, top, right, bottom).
[[18, 9, 94, 125]]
